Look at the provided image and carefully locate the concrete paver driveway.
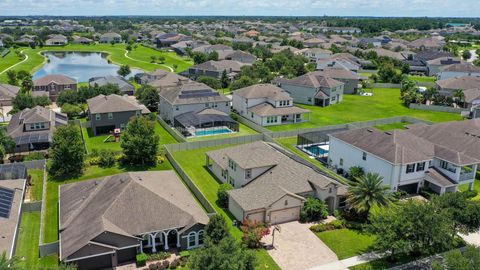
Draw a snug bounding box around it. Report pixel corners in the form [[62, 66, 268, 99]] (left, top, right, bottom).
[[261, 221, 338, 270]]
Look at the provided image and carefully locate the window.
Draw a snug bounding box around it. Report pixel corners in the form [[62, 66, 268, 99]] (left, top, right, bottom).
[[136, 111, 141, 116], [331, 96, 336, 101], [205, 103, 210, 108], [40, 123, 45, 129], [176, 106, 179, 111], [284, 200, 288, 206], [108, 113, 113, 120], [221, 170, 227, 179], [198, 231, 204, 245], [329, 187, 332, 193], [406, 164, 415, 174], [251, 112, 254, 118], [340, 158, 343, 166], [35, 123, 40, 129], [308, 97, 312, 102], [416, 162, 425, 171], [246, 169, 251, 178], [187, 232, 197, 248], [362, 152, 367, 161], [120, 124, 125, 130], [95, 114, 101, 120]]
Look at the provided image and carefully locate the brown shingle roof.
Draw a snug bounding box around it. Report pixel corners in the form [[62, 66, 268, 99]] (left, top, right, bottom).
[[33, 74, 76, 86], [160, 82, 229, 105], [87, 94, 150, 114], [248, 103, 310, 117], [234, 84, 291, 100]]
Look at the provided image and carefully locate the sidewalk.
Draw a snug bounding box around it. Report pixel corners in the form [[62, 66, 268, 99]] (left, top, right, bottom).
[[308, 252, 384, 270]]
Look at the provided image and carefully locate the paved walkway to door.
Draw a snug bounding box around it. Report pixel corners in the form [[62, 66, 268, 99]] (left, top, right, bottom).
[[261, 220, 338, 270]]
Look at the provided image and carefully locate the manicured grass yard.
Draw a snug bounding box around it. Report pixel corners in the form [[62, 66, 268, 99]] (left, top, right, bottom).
[[82, 120, 178, 153], [407, 75, 436, 83], [316, 228, 376, 260], [187, 123, 258, 142], [15, 211, 58, 269], [459, 174, 480, 201], [374, 121, 411, 131], [43, 161, 173, 243], [172, 146, 281, 270], [28, 169, 44, 201], [267, 88, 461, 131], [0, 43, 193, 83]]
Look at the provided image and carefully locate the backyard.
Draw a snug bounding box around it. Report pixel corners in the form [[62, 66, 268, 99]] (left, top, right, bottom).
[[171, 145, 281, 270], [186, 123, 258, 142], [81, 120, 178, 153], [0, 43, 193, 82], [315, 228, 376, 260], [267, 88, 462, 131]]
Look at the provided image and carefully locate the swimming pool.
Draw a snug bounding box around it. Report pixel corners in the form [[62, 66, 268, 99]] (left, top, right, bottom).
[[302, 144, 329, 157], [195, 127, 233, 137]]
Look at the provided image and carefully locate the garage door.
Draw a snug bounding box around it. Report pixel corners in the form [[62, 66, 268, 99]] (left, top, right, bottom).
[[245, 211, 265, 223], [270, 207, 300, 224], [76, 254, 112, 270]]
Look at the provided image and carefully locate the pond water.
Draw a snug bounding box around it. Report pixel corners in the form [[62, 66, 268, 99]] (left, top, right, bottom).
[[33, 51, 142, 82]]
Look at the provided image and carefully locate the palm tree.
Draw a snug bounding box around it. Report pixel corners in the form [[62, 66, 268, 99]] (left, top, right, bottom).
[[346, 172, 394, 215], [425, 87, 439, 104], [453, 89, 465, 108], [0, 252, 21, 270]]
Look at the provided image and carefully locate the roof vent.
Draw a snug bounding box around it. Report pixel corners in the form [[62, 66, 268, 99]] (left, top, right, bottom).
[[367, 129, 373, 132], [385, 132, 392, 135]]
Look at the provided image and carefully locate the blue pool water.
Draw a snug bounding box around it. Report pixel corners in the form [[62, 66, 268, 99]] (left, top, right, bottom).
[[304, 145, 329, 156], [195, 128, 232, 137]]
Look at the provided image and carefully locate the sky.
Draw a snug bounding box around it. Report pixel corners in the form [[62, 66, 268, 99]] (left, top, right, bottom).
[[0, 0, 479, 17]]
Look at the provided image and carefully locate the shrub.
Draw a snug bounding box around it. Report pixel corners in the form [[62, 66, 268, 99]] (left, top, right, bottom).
[[348, 166, 365, 181], [464, 189, 478, 199], [147, 252, 170, 261], [98, 149, 116, 167], [217, 183, 233, 208], [136, 253, 148, 267], [169, 259, 179, 269], [300, 197, 329, 222], [310, 220, 345, 232], [162, 260, 170, 269], [179, 250, 190, 258], [148, 264, 156, 270]]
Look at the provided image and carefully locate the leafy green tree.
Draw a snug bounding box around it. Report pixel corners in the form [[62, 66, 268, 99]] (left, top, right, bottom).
[[135, 85, 159, 112], [347, 172, 394, 216], [348, 166, 365, 181], [117, 64, 131, 77], [300, 197, 329, 222], [0, 128, 15, 160], [240, 219, 270, 248], [204, 214, 230, 245], [188, 235, 255, 270], [217, 183, 233, 208], [150, 55, 157, 63], [121, 116, 159, 166], [191, 52, 208, 64], [453, 89, 465, 108], [6, 70, 17, 86], [49, 125, 85, 178], [197, 76, 222, 89], [230, 76, 255, 90], [98, 149, 116, 168], [11, 93, 51, 114], [462, 50, 472, 60], [158, 55, 166, 64], [61, 103, 82, 118], [221, 70, 229, 88]]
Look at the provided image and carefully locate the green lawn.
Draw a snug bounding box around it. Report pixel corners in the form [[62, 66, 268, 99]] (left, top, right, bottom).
[[275, 136, 347, 184], [408, 75, 436, 83], [0, 43, 193, 82], [0, 49, 25, 74], [82, 121, 177, 153], [187, 123, 258, 142], [172, 146, 281, 270], [349, 256, 411, 270], [374, 121, 411, 131], [459, 174, 480, 201], [28, 169, 44, 201], [267, 88, 461, 131], [43, 161, 173, 243], [316, 228, 376, 260], [15, 211, 58, 269]]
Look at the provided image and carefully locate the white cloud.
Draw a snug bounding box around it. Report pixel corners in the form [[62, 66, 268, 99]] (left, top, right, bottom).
[[0, 0, 477, 16]]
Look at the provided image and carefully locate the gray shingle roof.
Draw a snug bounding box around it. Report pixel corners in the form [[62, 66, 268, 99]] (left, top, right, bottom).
[[436, 76, 480, 90], [277, 72, 344, 89], [248, 103, 310, 117], [87, 94, 150, 114], [59, 171, 209, 260], [33, 74, 76, 86], [234, 84, 292, 100], [160, 82, 229, 105], [0, 179, 25, 259], [6, 106, 68, 140], [0, 84, 19, 100]]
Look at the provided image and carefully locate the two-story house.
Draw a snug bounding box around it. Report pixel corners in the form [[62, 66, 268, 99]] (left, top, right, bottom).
[[274, 72, 345, 107], [299, 48, 333, 62], [33, 74, 77, 102], [328, 120, 480, 194], [99, 32, 122, 43], [87, 94, 150, 136], [158, 81, 237, 137], [187, 60, 246, 80], [232, 84, 310, 126], [205, 141, 348, 224], [437, 63, 480, 81], [6, 106, 68, 152]]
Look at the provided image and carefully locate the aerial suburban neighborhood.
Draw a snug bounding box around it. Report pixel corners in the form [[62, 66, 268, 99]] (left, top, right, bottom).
[[1, 5, 480, 270]]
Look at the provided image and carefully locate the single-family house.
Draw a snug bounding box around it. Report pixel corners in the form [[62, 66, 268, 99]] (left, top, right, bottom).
[[59, 171, 209, 270], [304, 37, 327, 48], [87, 94, 150, 136], [187, 60, 245, 80], [89, 76, 135, 96], [437, 63, 480, 80], [409, 38, 446, 51], [224, 50, 256, 64], [426, 57, 461, 76], [233, 84, 311, 126], [33, 74, 77, 102], [300, 48, 333, 62], [205, 141, 348, 224], [436, 76, 480, 96], [99, 32, 122, 43], [155, 33, 191, 48], [6, 106, 68, 152], [158, 81, 235, 136], [136, 69, 188, 86], [45, 34, 68, 46], [0, 84, 20, 106], [328, 120, 480, 194], [72, 36, 93, 44], [0, 179, 26, 259], [274, 72, 345, 107], [314, 69, 360, 94]]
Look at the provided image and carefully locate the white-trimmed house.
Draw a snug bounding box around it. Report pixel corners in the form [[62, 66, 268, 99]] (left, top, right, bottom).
[[232, 84, 311, 126]]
